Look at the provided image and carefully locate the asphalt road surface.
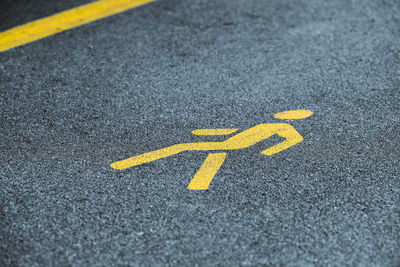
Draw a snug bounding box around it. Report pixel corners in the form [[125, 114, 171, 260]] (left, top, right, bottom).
[[1, 0, 400, 265]]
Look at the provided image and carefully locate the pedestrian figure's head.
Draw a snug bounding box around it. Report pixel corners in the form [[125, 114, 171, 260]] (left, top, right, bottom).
[[274, 110, 312, 120]]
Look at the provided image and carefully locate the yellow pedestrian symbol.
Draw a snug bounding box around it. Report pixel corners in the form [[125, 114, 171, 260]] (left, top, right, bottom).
[[110, 110, 313, 190]]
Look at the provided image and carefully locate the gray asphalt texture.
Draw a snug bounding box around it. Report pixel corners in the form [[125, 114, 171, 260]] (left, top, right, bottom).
[[1, 0, 400, 265]]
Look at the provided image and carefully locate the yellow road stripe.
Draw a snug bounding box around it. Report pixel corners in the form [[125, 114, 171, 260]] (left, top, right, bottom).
[[187, 153, 226, 190], [191, 128, 239, 136], [0, 0, 153, 52]]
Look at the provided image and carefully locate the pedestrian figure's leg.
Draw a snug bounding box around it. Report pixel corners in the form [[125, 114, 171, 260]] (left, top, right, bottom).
[[187, 153, 227, 190]]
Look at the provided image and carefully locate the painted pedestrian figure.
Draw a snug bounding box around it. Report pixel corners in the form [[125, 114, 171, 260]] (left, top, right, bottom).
[[111, 110, 313, 190]]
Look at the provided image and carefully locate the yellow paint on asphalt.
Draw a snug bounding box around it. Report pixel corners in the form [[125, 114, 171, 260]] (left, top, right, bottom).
[[192, 128, 238, 136], [187, 153, 226, 190], [110, 110, 312, 190], [0, 0, 153, 52], [274, 109, 313, 120], [111, 123, 304, 169]]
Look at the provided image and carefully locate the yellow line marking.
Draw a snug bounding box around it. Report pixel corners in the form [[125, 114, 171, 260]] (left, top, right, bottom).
[[191, 128, 238, 136], [110, 123, 304, 170], [0, 0, 154, 52], [187, 153, 226, 190]]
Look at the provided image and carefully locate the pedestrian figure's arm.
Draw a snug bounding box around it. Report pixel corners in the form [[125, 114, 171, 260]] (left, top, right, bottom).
[[261, 124, 304, 156]]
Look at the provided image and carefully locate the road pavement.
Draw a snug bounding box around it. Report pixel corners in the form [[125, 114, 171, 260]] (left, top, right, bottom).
[[1, 0, 400, 265]]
